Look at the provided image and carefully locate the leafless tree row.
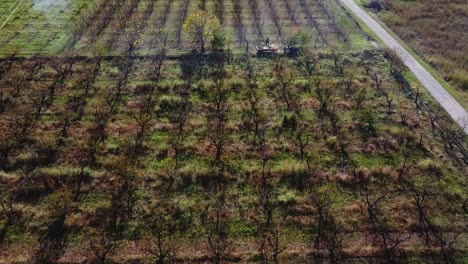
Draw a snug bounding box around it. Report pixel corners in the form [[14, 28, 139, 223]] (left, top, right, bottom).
[[310, 191, 343, 263], [107, 0, 143, 51], [67, 0, 110, 46], [315, 0, 349, 42], [0, 58, 78, 170], [232, 0, 246, 44], [248, 0, 264, 41], [241, 57, 270, 150], [175, 0, 190, 49], [134, 0, 158, 35], [214, 0, 225, 24], [271, 57, 298, 111], [86, 0, 127, 44], [265, 0, 283, 39], [282, 0, 298, 25], [256, 160, 284, 263], [298, 0, 328, 46], [58, 58, 102, 138], [205, 59, 231, 178], [0, 55, 18, 113]]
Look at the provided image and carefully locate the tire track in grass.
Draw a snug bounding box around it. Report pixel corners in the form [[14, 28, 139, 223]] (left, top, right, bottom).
[[137, 0, 158, 32], [313, 0, 338, 44], [291, 0, 316, 32], [0, 0, 21, 22], [86, 0, 125, 44], [158, 0, 173, 27], [0, 0, 24, 32]]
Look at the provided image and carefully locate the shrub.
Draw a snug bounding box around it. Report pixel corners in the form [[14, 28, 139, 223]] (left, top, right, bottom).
[[449, 70, 468, 91], [282, 112, 297, 130], [381, 12, 406, 27], [364, 0, 384, 12]]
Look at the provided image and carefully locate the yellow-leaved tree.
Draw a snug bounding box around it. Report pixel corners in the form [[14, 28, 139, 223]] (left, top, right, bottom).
[[183, 10, 222, 54]]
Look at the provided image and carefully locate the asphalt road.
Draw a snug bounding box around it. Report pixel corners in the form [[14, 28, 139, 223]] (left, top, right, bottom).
[[340, 0, 468, 134]]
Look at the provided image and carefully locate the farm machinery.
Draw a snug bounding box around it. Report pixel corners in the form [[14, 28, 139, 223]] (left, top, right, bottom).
[[255, 38, 301, 58]]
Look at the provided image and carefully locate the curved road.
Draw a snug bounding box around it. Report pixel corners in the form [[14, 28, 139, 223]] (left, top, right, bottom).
[[340, 0, 468, 134]]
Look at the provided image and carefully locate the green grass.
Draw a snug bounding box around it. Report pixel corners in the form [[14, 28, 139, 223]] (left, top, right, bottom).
[[350, 0, 468, 110], [0, 0, 376, 57], [0, 0, 92, 55], [0, 1, 466, 262]]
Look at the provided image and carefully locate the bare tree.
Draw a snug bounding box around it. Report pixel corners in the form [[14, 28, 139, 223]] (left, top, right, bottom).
[[315, 82, 334, 117], [241, 59, 270, 149], [34, 189, 73, 264], [205, 79, 232, 171], [254, 159, 285, 263], [139, 200, 189, 263], [203, 188, 232, 263], [0, 191, 21, 243], [128, 94, 156, 157], [331, 50, 344, 76], [310, 191, 343, 263], [166, 82, 192, 168], [272, 58, 297, 111], [89, 231, 119, 264], [364, 192, 411, 262]]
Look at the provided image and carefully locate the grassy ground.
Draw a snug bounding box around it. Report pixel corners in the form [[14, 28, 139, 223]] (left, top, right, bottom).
[[0, 51, 466, 263], [0, 0, 373, 56], [0, 0, 466, 262], [0, 0, 92, 55], [379, 0, 468, 91], [353, 0, 468, 110]]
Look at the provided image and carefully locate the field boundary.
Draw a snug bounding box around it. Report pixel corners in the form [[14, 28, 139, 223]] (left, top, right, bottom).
[[391, 66, 468, 164], [334, 0, 373, 41], [335, 0, 468, 163]]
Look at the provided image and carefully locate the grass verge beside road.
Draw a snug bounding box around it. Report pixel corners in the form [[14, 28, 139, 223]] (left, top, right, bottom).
[[349, 0, 468, 110]]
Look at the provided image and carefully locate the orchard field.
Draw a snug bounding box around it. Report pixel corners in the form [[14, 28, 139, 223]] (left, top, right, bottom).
[[0, 0, 370, 55], [0, 0, 467, 263]]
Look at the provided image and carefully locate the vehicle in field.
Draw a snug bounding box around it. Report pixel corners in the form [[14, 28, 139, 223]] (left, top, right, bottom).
[[256, 38, 301, 57]]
